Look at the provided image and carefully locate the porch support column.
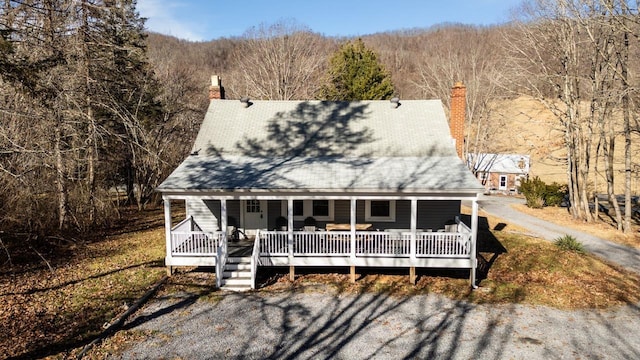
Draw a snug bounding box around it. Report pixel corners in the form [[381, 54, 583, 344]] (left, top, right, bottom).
[[410, 198, 417, 284], [350, 198, 356, 283], [287, 198, 294, 270], [350, 198, 356, 260], [410, 198, 417, 261], [163, 196, 173, 276], [470, 198, 479, 289], [220, 199, 227, 244]]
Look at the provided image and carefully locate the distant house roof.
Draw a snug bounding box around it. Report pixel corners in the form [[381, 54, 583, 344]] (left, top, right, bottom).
[[158, 99, 484, 195], [468, 153, 530, 175]]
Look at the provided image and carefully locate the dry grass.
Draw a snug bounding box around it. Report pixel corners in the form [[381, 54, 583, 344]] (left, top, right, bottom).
[[512, 203, 640, 248], [0, 210, 167, 360]]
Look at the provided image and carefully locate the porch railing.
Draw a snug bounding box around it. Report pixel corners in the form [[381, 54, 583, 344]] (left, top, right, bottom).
[[258, 229, 470, 258], [170, 217, 221, 256]]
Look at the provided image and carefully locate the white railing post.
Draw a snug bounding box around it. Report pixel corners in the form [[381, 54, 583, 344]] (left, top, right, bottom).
[[350, 198, 356, 259], [163, 196, 173, 266], [470, 198, 479, 288], [410, 198, 417, 261], [287, 198, 294, 262], [221, 199, 227, 245]]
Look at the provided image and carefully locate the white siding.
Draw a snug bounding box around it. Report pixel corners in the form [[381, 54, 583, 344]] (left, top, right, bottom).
[[186, 199, 219, 233]]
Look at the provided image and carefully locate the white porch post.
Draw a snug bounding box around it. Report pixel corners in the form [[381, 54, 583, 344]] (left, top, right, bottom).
[[163, 196, 173, 275], [470, 198, 479, 288], [350, 198, 356, 260], [220, 199, 227, 243], [410, 198, 417, 261], [288, 198, 294, 261]]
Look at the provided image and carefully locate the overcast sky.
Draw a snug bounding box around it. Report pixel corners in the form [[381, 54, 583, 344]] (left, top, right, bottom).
[[137, 0, 523, 41]]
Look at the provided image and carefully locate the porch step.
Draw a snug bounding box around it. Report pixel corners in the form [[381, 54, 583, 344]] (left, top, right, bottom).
[[221, 255, 253, 292]]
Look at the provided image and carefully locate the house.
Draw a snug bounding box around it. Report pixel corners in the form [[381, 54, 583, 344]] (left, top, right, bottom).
[[156, 77, 484, 291], [467, 153, 530, 194]]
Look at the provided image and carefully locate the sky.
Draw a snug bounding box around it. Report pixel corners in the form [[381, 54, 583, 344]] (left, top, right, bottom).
[[137, 0, 523, 42]]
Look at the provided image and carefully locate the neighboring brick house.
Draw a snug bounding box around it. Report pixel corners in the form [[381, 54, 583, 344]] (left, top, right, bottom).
[[467, 153, 530, 194]]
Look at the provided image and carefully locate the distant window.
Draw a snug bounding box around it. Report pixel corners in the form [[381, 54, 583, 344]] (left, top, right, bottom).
[[365, 200, 396, 222]]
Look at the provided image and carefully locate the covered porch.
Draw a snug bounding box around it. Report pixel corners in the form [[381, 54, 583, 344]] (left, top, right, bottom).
[[162, 194, 479, 289]]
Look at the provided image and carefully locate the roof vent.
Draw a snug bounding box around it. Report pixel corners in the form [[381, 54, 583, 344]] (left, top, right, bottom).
[[240, 97, 252, 108], [390, 97, 400, 108]]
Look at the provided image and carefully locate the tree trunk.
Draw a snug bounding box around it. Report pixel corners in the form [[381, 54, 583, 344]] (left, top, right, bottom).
[[55, 124, 68, 230]]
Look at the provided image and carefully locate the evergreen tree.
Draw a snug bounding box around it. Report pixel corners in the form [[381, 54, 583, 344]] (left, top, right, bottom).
[[320, 38, 394, 100]]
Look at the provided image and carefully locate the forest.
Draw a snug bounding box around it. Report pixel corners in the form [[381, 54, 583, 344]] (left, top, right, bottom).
[[1, 0, 639, 241]]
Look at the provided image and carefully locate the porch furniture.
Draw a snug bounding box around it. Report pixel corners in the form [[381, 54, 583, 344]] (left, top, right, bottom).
[[325, 223, 373, 231]]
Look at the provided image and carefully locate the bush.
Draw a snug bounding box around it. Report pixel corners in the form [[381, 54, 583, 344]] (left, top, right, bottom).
[[519, 176, 547, 208], [519, 176, 567, 208], [554, 235, 585, 254], [544, 182, 567, 207]]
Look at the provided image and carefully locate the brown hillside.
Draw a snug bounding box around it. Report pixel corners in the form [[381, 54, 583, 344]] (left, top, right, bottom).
[[489, 96, 640, 195]]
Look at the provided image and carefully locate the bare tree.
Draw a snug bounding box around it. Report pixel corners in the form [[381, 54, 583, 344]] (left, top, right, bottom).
[[412, 26, 505, 164], [505, 0, 595, 221], [227, 20, 331, 100]]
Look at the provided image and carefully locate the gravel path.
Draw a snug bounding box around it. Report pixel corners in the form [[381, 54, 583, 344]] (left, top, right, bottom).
[[117, 290, 640, 360], [478, 196, 640, 275], [113, 196, 640, 359]]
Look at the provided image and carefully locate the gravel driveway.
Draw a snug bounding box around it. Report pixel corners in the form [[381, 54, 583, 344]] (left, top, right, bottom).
[[478, 195, 640, 275], [113, 196, 640, 359], [118, 290, 640, 360]]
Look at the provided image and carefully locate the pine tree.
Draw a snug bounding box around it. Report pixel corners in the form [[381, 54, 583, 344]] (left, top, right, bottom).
[[320, 38, 394, 100]]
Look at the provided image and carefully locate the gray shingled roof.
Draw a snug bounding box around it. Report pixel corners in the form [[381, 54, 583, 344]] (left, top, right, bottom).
[[469, 153, 530, 175], [158, 99, 484, 194]]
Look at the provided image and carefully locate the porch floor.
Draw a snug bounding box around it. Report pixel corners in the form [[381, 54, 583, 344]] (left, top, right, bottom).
[[228, 240, 253, 257]]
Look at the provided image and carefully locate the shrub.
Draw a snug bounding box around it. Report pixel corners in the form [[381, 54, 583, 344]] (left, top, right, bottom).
[[544, 182, 567, 207], [519, 176, 547, 208], [554, 235, 585, 254], [519, 176, 567, 208]]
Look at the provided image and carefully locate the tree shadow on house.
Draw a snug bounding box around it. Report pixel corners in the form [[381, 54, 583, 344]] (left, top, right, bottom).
[[174, 101, 376, 191]]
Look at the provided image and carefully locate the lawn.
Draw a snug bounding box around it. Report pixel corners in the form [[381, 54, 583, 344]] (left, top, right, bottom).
[[1, 206, 640, 359]]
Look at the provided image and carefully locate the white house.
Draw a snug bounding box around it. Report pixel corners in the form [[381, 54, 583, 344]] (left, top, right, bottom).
[[156, 78, 484, 291]]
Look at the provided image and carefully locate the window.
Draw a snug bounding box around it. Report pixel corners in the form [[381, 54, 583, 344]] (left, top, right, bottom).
[[246, 199, 261, 213], [290, 200, 334, 221], [365, 200, 396, 222], [293, 200, 304, 217], [312, 200, 329, 217]]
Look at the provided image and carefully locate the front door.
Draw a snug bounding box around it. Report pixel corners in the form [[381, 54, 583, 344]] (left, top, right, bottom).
[[243, 200, 267, 235], [499, 175, 508, 190]]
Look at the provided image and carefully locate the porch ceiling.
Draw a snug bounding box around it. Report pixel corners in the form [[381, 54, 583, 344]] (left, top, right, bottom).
[[157, 154, 484, 195]]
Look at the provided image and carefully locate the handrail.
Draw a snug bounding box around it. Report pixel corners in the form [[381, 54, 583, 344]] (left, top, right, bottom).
[[171, 216, 193, 232], [251, 230, 261, 290]]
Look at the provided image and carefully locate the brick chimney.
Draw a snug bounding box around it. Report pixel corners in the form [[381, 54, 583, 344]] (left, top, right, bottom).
[[450, 81, 466, 159], [209, 75, 225, 100]]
